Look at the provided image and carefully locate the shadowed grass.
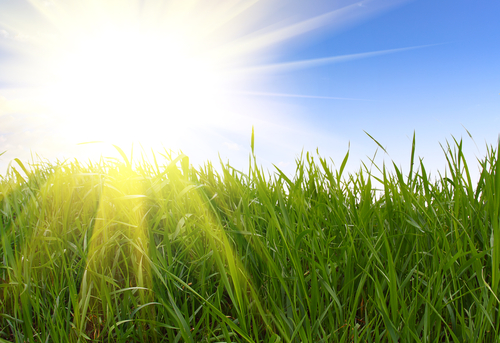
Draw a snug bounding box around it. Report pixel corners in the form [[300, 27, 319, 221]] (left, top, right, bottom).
[[0, 135, 499, 342]]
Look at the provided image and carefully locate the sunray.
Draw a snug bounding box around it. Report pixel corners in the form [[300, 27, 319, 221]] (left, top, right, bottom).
[[75, 161, 153, 339]]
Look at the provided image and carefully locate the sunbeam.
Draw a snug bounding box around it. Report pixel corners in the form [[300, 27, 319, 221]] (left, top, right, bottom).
[[0, 0, 412, 154]]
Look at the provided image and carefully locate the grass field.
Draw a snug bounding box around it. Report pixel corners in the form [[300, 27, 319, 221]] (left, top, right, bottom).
[[1, 135, 499, 342]]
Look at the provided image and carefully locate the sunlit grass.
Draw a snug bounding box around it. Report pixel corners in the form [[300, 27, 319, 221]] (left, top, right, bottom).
[[1, 135, 499, 342]]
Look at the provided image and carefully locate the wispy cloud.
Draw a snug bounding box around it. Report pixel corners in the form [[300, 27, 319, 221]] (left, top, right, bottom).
[[213, 0, 412, 62], [226, 90, 371, 101], [236, 44, 442, 75]]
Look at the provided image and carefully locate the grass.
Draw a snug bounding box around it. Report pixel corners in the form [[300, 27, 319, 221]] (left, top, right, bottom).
[[0, 134, 499, 342]]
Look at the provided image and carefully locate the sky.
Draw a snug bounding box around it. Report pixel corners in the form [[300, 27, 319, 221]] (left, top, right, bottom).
[[0, 0, 499, 181]]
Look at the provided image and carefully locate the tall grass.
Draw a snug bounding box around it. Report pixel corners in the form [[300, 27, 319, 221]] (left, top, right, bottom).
[[0, 136, 499, 342]]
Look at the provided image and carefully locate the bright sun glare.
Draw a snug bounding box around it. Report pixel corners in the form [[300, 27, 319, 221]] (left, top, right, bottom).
[[46, 25, 226, 144], [1, 0, 405, 157]]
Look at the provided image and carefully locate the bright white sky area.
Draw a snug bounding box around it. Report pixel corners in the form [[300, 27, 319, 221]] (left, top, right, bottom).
[[0, 0, 499, 181]]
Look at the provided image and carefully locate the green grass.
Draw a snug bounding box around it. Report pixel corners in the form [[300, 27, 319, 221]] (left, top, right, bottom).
[[0, 135, 499, 342]]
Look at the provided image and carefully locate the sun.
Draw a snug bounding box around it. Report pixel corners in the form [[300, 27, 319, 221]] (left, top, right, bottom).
[[2, 0, 280, 152], [3, 0, 372, 154], [44, 24, 228, 145]]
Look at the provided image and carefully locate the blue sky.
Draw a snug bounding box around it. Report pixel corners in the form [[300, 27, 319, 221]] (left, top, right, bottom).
[[0, 0, 499, 180]]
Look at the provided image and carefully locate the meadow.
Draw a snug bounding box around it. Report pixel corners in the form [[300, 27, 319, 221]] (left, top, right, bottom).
[[0, 134, 499, 342]]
